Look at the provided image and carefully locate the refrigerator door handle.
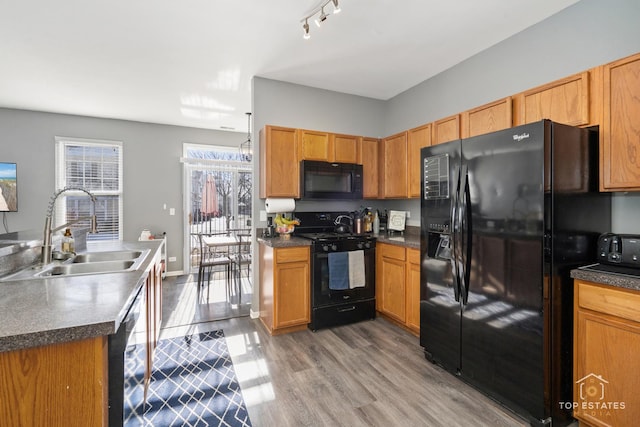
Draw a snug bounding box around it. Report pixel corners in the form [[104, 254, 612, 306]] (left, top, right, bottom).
[[450, 164, 461, 302], [459, 165, 472, 305]]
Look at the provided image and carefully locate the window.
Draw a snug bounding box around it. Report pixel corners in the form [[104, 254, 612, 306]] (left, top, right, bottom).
[[55, 137, 123, 241]]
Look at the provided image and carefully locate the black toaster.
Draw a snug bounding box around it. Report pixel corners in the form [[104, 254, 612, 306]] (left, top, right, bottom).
[[597, 233, 640, 267]]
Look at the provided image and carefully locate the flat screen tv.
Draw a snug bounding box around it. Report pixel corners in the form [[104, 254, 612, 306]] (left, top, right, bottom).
[[0, 162, 17, 212]]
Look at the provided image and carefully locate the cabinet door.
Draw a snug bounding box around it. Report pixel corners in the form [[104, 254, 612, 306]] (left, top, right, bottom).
[[275, 261, 310, 328], [299, 129, 330, 161], [514, 71, 591, 127], [574, 281, 640, 427], [377, 244, 406, 323], [461, 97, 512, 139], [406, 249, 421, 333], [360, 137, 379, 198], [574, 310, 640, 426], [601, 53, 640, 191], [432, 114, 460, 145], [408, 124, 432, 198], [331, 133, 359, 163], [259, 126, 299, 198], [380, 131, 408, 198], [0, 337, 108, 426]]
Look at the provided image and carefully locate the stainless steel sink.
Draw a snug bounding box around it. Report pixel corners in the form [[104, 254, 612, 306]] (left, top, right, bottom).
[[72, 250, 143, 263], [0, 248, 150, 281], [37, 260, 136, 277]]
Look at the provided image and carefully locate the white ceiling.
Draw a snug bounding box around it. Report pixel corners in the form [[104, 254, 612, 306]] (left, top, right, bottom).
[[0, 0, 580, 133]]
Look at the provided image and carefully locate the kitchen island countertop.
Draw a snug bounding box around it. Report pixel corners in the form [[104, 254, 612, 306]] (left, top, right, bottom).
[[0, 239, 164, 353]]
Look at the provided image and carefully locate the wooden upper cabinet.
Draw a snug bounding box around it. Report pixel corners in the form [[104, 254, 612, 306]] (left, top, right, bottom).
[[379, 131, 408, 198], [408, 123, 432, 198], [298, 129, 330, 161], [432, 114, 461, 145], [259, 125, 299, 198], [513, 71, 596, 127], [360, 137, 379, 199], [331, 133, 360, 163], [601, 52, 640, 191], [461, 97, 513, 139]]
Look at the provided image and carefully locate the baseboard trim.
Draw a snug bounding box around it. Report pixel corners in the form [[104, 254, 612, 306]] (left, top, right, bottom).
[[165, 270, 184, 277]]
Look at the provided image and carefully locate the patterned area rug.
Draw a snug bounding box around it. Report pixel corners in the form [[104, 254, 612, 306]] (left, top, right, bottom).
[[125, 329, 252, 426]]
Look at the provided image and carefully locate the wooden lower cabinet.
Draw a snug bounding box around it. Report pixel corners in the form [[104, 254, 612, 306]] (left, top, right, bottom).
[[376, 243, 420, 335], [405, 249, 421, 334], [0, 336, 108, 426], [259, 244, 310, 334], [144, 253, 163, 396], [573, 280, 640, 427]]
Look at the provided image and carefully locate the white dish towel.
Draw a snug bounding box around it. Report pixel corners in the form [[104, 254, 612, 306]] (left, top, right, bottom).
[[348, 250, 366, 289]]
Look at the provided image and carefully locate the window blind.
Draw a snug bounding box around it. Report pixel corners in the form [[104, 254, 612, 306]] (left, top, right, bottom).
[[55, 138, 123, 241]]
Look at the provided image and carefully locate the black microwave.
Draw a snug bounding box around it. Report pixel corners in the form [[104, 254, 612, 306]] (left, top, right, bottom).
[[300, 160, 363, 200]]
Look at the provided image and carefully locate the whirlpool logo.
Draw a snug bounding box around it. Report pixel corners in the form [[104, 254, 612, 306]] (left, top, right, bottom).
[[512, 132, 530, 142]]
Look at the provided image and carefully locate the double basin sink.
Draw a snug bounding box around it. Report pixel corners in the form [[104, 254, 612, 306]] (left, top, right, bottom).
[[1, 249, 149, 281]]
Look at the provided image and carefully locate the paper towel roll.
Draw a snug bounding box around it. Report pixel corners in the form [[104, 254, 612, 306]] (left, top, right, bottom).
[[265, 198, 296, 214]]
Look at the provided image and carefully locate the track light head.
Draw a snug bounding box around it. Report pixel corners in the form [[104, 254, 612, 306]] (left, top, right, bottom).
[[315, 7, 327, 27], [332, 0, 341, 14], [303, 19, 310, 39]]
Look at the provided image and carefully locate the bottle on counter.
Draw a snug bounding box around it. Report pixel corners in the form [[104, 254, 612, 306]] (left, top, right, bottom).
[[61, 228, 75, 253], [373, 211, 380, 235], [364, 213, 372, 233]]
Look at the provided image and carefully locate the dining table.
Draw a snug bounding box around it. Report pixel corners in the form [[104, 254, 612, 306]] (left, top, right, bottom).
[[201, 232, 251, 303]]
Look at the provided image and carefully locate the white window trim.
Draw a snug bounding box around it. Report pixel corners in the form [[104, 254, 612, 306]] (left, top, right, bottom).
[[54, 136, 124, 240]]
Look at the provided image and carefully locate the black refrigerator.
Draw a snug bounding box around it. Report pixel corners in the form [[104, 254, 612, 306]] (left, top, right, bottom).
[[419, 120, 611, 426]]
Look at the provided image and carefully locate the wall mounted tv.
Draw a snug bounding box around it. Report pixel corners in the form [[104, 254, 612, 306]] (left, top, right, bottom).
[[0, 162, 18, 212]]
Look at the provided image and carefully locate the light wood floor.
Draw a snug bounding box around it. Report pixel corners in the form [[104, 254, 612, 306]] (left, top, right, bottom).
[[160, 277, 530, 427]]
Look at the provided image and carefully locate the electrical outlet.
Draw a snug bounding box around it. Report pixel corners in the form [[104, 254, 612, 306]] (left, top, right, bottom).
[[168, 256, 176, 262], [260, 210, 267, 222], [169, 208, 175, 215]]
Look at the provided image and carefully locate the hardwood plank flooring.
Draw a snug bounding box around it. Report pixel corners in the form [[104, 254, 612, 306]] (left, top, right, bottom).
[[160, 277, 532, 426]]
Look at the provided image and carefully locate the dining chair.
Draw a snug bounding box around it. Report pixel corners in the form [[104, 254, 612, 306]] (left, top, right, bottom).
[[231, 230, 252, 305], [197, 232, 233, 304]]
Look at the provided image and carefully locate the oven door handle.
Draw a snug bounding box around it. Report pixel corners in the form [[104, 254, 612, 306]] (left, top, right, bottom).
[[337, 306, 356, 313]]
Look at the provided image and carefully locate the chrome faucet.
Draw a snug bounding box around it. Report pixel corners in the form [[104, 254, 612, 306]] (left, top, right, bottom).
[[42, 187, 98, 264]]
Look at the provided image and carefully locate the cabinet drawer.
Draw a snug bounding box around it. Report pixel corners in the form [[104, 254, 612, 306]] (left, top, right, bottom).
[[275, 247, 309, 264], [379, 243, 406, 261], [577, 281, 640, 323]]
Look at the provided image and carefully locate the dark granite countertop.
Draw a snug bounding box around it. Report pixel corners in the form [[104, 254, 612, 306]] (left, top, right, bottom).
[[571, 265, 640, 292], [257, 236, 312, 248], [376, 232, 420, 250], [0, 240, 164, 353]]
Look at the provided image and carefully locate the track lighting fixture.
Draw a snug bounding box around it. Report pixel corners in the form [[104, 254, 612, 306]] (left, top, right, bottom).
[[303, 19, 310, 39], [300, 0, 342, 39]]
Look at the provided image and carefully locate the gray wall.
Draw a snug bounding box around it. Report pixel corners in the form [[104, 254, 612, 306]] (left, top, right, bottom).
[[0, 108, 244, 272]]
